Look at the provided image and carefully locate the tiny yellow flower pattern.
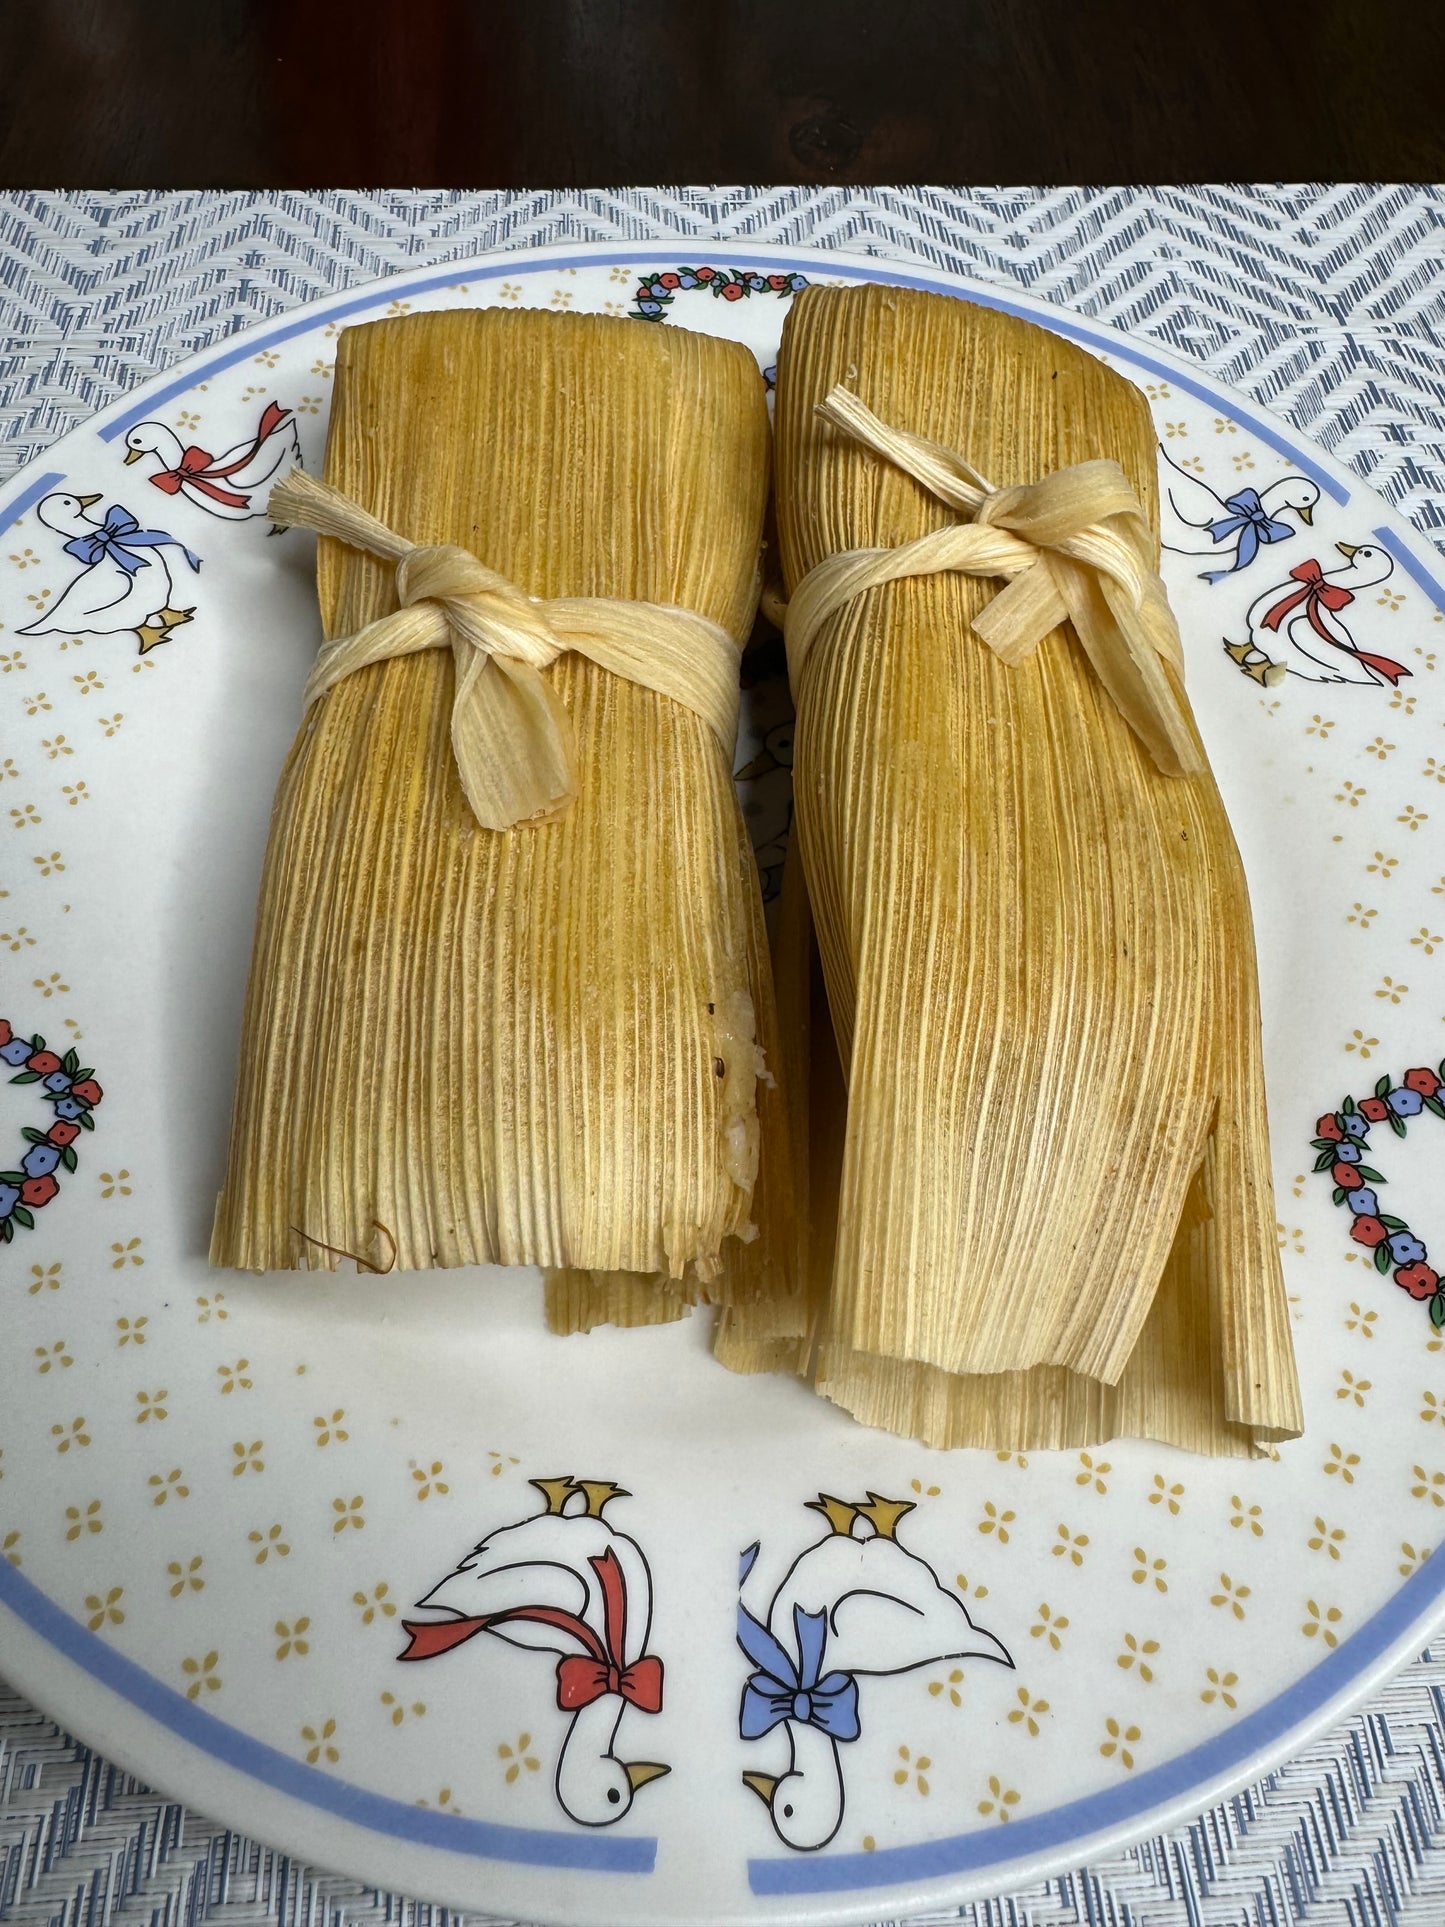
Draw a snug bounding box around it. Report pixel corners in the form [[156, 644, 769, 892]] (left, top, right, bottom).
[[274, 1617, 311, 1658], [977, 1501, 1014, 1542], [487, 1451, 521, 1477], [1099, 1718, 1141, 1770], [1325, 1443, 1360, 1484], [1345, 1302, 1378, 1339], [135, 1389, 168, 1423], [34, 1339, 72, 1373], [194, 1293, 226, 1321], [28, 1262, 61, 1294], [499, 1734, 540, 1782], [100, 1170, 133, 1198], [1422, 1392, 1445, 1428], [301, 1718, 339, 1764], [1302, 1601, 1343, 1648], [182, 1651, 221, 1698], [148, 1468, 189, 1506], [84, 1586, 124, 1631], [230, 1439, 264, 1475], [1336, 1369, 1371, 1407], [353, 1583, 397, 1625], [1210, 1574, 1251, 1621], [63, 1499, 102, 1541], [1399, 1542, 1433, 1577], [928, 1667, 965, 1707], [1006, 1686, 1050, 1736], [217, 1360, 253, 1394], [910, 1478, 941, 1497], [1029, 1603, 1068, 1650], [1308, 1517, 1346, 1561], [1075, 1453, 1111, 1495], [313, 1409, 348, 1445], [1131, 1547, 1167, 1592], [955, 1571, 990, 1600], [1117, 1633, 1159, 1683], [892, 1745, 931, 1795], [1148, 1475, 1184, 1515], [51, 1417, 90, 1452], [1412, 1465, 1445, 1507], [410, 1460, 449, 1500], [115, 1315, 147, 1347], [110, 1238, 144, 1269], [1053, 1526, 1089, 1567], [332, 1495, 365, 1532], [168, 1557, 204, 1597], [249, 1524, 290, 1564], [1200, 1668, 1239, 1709], [977, 1775, 1021, 1822]]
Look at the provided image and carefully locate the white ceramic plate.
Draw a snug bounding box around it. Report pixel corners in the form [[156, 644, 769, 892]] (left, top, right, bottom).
[[2, 241, 1444, 1927]]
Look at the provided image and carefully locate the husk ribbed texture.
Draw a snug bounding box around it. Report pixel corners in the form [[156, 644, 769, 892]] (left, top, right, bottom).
[[717, 284, 1300, 1454], [211, 308, 791, 1295]]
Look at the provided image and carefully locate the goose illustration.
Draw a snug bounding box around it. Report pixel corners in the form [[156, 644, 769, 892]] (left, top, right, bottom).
[[1160, 446, 1320, 582], [739, 1493, 1012, 1851], [399, 1477, 668, 1828], [121, 401, 301, 521], [16, 493, 200, 653], [1224, 542, 1405, 687]]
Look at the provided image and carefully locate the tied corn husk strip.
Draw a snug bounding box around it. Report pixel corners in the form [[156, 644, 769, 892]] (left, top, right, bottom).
[[211, 308, 793, 1299], [718, 283, 1300, 1455], [267, 467, 746, 832], [785, 387, 1201, 779]]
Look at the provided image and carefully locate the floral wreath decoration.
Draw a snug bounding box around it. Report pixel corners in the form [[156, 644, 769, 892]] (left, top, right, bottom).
[[1314, 1062, 1444, 1325], [0, 1018, 103, 1240]]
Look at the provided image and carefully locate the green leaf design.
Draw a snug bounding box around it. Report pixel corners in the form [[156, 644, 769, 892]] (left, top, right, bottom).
[[1311, 1138, 1339, 1151], [1332, 1187, 1347, 1205], [29, 1034, 43, 1050], [1427, 1096, 1445, 1120], [62, 1048, 78, 1074], [1433, 1294, 1445, 1330], [1314, 1150, 1337, 1171], [1376, 1075, 1392, 1097], [9, 1071, 39, 1085], [1343, 1095, 1356, 1114], [1380, 1216, 1409, 1230], [0, 1220, 10, 1242], [1358, 1167, 1385, 1184], [1390, 1114, 1409, 1138], [74, 1069, 93, 1082], [60, 1146, 77, 1173], [78, 1112, 94, 1132], [1375, 1245, 1392, 1274], [13, 1206, 33, 1229], [0, 1170, 23, 1184], [20, 1128, 45, 1144]]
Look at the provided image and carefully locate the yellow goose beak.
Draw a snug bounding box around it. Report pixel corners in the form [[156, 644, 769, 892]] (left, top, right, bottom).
[[742, 1771, 779, 1805], [1297, 503, 1313, 525], [625, 1760, 670, 1791], [122, 448, 143, 466], [1336, 542, 1359, 561]]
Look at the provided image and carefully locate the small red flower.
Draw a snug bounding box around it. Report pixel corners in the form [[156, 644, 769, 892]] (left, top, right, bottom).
[[20, 1173, 58, 1207], [1333, 1161, 1364, 1190], [69, 1078, 102, 1106], [0, 1018, 10, 1047], [721, 282, 744, 300], [1350, 1214, 1387, 1247], [26, 1050, 61, 1076], [1397, 1262, 1440, 1301], [658, 273, 680, 289], [1316, 1113, 1343, 1141], [1360, 1095, 1390, 1122], [695, 267, 715, 281], [47, 1120, 79, 1147], [767, 273, 787, 289], [1404, 1067, 1442, 1098]]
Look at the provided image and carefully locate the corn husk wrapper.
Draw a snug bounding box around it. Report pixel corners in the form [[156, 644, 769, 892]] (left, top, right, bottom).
[[211, 308, 792, 1305], [718, 284, 1301, 1455]]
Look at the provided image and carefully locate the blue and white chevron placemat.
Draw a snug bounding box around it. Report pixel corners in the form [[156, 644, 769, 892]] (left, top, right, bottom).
[[3, 186, 1445, 1927]]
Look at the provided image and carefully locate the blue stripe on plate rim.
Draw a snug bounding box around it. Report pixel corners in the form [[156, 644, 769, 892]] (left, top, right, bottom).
[[2, 241, 1442, 1904]]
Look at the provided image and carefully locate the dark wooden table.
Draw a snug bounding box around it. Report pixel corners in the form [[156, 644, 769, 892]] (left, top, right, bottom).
[[2, 0, 1443, 188]]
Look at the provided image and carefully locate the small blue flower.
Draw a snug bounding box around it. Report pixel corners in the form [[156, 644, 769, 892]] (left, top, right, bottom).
[[1388, 1087, 1424, 1117], [1340, 1110, 1368, 1139], [747, 275, 767, 291], [1349, 1188, 1379, 1216], [788, 274, 808, 291], [1389, 1231, 1428, 1266], [43, 1070, 71, 1093], [637, 299, 662, 318], [0, 1038, 31, 1067], [1334, 1141, 1363, 1164], [649, 282, 668, 298], [21, 1143, 60, 1179], [678, 274, 698, 288], [0, 1181, 18, 1218], [52, 1096, 85, 1121]]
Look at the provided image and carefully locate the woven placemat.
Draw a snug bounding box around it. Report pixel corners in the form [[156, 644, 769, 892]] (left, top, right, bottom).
[[3, 186, 1445, 1927]]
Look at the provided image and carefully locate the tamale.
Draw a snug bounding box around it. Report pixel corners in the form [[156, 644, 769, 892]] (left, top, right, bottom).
[[720, 283, 1300, 1454], [211, 308, 792, 1304]]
